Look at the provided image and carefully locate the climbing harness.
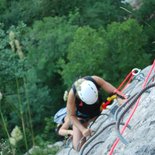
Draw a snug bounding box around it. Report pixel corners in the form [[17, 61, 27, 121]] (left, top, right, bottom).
[[100, 94, 117, 110]]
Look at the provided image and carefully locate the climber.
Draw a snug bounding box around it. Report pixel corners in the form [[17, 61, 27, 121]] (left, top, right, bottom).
[[66, 75, 126, 151]]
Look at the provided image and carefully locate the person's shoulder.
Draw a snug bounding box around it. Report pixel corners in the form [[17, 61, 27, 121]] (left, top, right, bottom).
[[68, 88, 75, 96], [91, 75, 101, 79], [92, 75, 105, 81], [90, 75, 101, 83], [67, 88, 76, 101]]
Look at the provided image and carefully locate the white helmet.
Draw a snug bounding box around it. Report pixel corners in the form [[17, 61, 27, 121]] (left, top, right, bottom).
[[77, 80, 98, 105]]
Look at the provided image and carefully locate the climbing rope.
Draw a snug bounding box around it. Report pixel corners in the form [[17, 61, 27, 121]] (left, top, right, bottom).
[[113, 71, 155, 144], [67, 147, 73, 155], [117, 70, 133, 91], [84, 141, 105, 155], [114, 69, 155, 123], [79, 122, 131, 155], [114, 93, 138, 121], [109, 60, 155, 155], [116, 82, 155, 145], [89, 113, 110, 129]]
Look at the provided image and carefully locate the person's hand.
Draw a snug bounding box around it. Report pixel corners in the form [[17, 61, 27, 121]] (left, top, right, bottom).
[[82, 128, 92, 137], [68, 130, 73, 136], [113, 89, 127, 99], [117, 97, 127, 105]]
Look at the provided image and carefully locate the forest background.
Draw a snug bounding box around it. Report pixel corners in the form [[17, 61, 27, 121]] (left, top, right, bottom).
[[0, 0, 154, 154]]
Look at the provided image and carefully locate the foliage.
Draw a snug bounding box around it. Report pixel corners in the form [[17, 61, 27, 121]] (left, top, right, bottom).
[[60, 26, 108, 87], [25, 16, 77, 111], [103, 19, 150, 84], [0, 0, 153, 154], [61, 19, 151, 87], [0, 139, 12, 155], [39, 0, 83, 17], [25, 145, 60, 155], [78, 0, 132, 28], [0, 0, 42, 28], [0, 0, 7, 14], [33, 117, 62, 147], [133, 0, 155, 60], [0, 0, 132, 29], [38, 0, 132, 29]]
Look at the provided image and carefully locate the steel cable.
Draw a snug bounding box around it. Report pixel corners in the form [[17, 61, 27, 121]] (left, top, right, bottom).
[[80, 122, 131, 155], [116, 82, 155, 145], [114, 93, 138, 121]]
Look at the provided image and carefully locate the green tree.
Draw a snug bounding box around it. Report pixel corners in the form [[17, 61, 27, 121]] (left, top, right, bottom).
[[0, 23, 53, 152], [0, 0, 42, 28], [0, 0, 132, 29], [25, 16, 77, 112], [60, 19, 151, 88], [79, 0, 132, 28], [39, 0, 83, 17], [60, 26, 108, 87], [0, 0, 7, 14], [104, 19, 150, 84], [133, 0, 155, 60]]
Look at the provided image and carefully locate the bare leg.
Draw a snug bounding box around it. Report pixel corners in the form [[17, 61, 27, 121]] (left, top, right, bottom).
[[72, 125, 84, 151], [72, 122, 88, 151]]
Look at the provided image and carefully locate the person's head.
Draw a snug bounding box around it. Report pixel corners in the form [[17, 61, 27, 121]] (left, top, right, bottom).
[[75, 79, 98, 105]]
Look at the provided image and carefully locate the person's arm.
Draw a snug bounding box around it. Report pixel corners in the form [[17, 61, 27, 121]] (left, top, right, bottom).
[[58, 116, 73, 136], [92, 75, 126, 98], [92, 76, 116, 93], [67, 89, 91, 137]]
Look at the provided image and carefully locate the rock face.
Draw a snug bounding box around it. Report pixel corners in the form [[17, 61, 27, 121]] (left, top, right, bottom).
[[56, 65, 155, 155]]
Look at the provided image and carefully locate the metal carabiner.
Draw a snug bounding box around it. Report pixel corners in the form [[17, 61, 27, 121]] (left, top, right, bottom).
[[132, 68, 141, 76]]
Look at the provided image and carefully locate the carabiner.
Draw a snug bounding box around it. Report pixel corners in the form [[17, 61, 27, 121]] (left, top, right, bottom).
[[132, 68, 141, 76]]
